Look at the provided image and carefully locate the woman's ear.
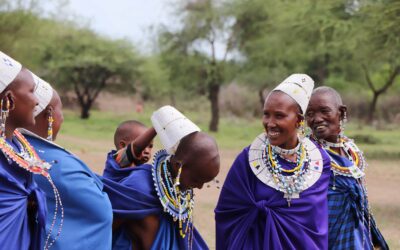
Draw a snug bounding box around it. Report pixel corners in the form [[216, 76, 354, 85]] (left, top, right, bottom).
[[3, 91, 14, 111], [339, 105, 347, 120]]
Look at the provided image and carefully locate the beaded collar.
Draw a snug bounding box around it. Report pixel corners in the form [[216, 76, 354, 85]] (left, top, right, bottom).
[[324, 137, 366, 179], [319, 139, 344, 148], [271, 140, 301, 156], [152, 150, 194, 240], [249, 133, 324, 206], [0, 130, 51, 176], [0, 130, 64, 250]]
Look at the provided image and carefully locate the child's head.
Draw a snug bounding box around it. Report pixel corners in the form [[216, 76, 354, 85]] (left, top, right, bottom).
[[114, 120, 153, 164]]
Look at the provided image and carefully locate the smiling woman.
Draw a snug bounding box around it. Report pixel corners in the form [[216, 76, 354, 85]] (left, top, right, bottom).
[[215, 73, 331, 250], [306, 86, 389, 250]]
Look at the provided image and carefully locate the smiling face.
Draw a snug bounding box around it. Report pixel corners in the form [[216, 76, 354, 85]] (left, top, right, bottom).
[[306, 88, 346, 142], [262, 91, 302, 149]]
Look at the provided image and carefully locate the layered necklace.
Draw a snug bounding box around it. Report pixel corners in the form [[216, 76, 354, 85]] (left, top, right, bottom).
[[0, 130, 63, 250], [249, 133, 324, 207], [152, 150, 194, 245], [320, 137, 366, 179], [264, 141, 310, 206]]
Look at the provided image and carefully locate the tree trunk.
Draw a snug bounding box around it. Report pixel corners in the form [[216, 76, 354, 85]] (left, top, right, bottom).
[[209, 83, 220, 132], [368, 92, 378, 123], [80, 103, 91, 119]]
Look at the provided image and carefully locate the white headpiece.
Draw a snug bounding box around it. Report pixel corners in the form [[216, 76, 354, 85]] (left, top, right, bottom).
[[151, 105, 201, 154], [273, 73, 314, 114], [31, 72, 53, 117], [0, 51, 22, 93]]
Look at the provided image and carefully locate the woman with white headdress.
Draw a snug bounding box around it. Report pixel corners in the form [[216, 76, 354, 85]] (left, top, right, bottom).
[[21, 76, 113, 250], [102, 106, 220, 249], [215, 74, 331, 249], [0, 51, 51, 249]]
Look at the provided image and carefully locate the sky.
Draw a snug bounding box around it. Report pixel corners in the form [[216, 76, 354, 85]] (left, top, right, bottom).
[[43, 0, 229, 58], [61, 0, 174, 51]]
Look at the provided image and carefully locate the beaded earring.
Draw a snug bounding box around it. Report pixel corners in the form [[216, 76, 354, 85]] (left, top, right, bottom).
[[297, 119, 306, 140], [174, 162, 183, 187], [47, 110, 54, 141], [0, 97, 10, 139]]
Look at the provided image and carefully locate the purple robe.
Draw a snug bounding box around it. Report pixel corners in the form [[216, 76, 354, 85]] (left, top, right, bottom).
[[215, 144, 331, 250]]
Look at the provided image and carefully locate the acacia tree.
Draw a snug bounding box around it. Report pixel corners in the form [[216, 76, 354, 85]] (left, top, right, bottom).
[[355, 0, 400, 122], [158, 0, 238, 132], [43, 28, 141, 119]]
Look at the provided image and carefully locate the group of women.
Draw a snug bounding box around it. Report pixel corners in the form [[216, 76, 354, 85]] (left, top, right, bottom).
[[0, 49, 389, 250]]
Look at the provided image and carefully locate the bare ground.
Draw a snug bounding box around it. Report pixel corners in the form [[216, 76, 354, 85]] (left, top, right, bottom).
[[58, 134, 400, 249]]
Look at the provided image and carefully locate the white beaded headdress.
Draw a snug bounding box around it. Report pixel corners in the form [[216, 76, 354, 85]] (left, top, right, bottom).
[[0, 51, 22, 93], [31, 72, 53, 117], [151, 105, 201, 154], [273, 73, 314, 114]]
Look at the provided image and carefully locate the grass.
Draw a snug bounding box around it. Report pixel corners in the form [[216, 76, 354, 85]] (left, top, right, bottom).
[[60, 109, 400, 159]]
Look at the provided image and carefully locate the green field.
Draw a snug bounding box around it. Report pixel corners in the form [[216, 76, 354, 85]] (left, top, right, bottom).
[[56, 108, 400, 249]]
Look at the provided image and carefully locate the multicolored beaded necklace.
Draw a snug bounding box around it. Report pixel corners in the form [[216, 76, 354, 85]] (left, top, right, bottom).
[[249, 133, 324, 208], [152, 150, 194, 246], [320, 137, 366, 179], [264, 141, 310, 206], [0, 130, 63, 250]]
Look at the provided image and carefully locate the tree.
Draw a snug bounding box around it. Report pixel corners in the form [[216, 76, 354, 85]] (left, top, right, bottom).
[[354, 0, 400, 122], [158, 0, 238, 131], [43, 28, 141, 119]]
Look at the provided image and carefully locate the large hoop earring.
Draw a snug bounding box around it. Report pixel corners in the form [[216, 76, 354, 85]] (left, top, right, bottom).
[[47, 110, 54, 141], [0, 97, 10, 139]]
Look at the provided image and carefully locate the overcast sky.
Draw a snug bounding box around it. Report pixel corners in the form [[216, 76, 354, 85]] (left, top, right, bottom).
[[63, 0, 173, 50]]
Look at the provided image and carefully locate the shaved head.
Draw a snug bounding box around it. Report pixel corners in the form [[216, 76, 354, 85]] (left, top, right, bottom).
[[114, 120, 147, 149], [312, 86, 343, 108], [172, 132, 220, 190]]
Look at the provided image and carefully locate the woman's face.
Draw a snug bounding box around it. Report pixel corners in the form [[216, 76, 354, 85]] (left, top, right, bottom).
[[262, 91, 300, 148], [306, 92, 341, 142], [7, 70, 39, 128]]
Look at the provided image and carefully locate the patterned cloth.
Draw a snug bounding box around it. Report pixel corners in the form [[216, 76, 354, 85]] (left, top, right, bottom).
[[327, 151, 388, 250]]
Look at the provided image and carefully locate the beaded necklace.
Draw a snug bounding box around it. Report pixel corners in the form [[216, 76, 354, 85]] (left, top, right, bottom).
[[265, 142, 310, 206], [271, 140, 301, 156], [0, 130, 63, 250], [249, 133, 323, 208], [152, 150, 195, 247], [322, 137, 366, 179]]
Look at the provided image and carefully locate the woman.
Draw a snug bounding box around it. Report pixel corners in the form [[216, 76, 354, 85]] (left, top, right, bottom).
[[306, 86, 388, 250], [22, 77, 113, 250], [215, 74, 331, 249], [0, 51, 49, 249]]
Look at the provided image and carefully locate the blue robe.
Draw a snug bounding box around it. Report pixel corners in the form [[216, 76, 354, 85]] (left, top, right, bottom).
[[102, 163, 209, 250], [327, 151, 388, 250], [0, 136, 47, 250], [24, 132, 113, 250], [103, 150, 137, 182], [215, 143, 331, 250]]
